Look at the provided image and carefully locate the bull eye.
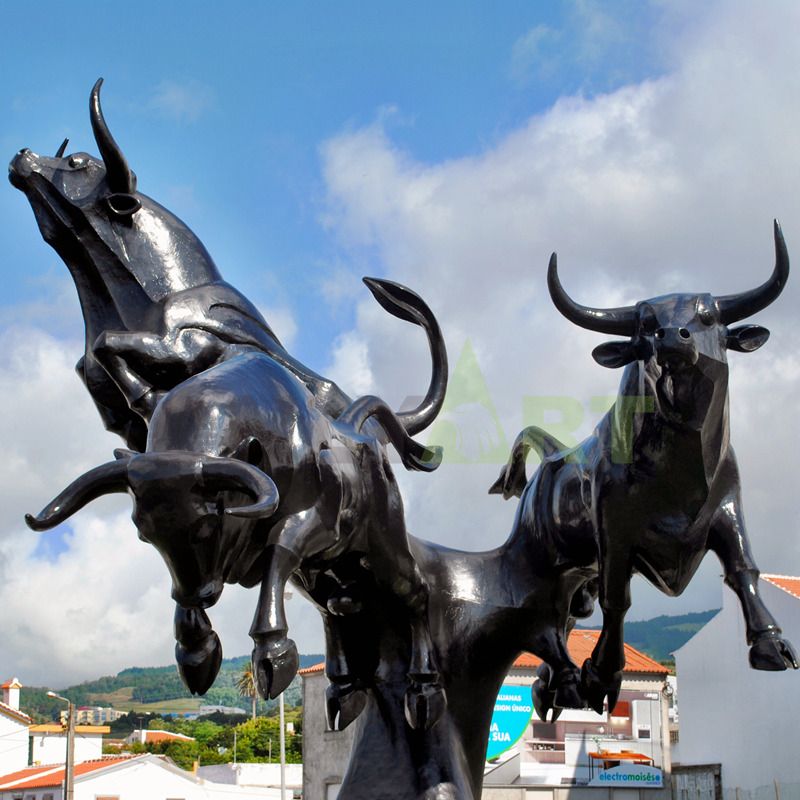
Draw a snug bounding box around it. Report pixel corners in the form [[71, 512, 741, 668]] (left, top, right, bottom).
[[68, 155, 87, 169], [698, 307, 715, 325]]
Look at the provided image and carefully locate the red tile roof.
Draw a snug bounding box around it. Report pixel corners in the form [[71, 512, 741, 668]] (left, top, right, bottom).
[[1, 678, 22, 689], [299, 630, 667, 679], [514, 629, 668, 675], [762, 574, 800, 600], [143, 730, 195, 743], [0, 756, 139, 790]]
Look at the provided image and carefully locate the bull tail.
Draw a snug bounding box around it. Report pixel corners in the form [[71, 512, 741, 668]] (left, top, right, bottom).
[[489, 426, 567, 500], [340, 395, 443, 473], [363, 278, 448, 436]]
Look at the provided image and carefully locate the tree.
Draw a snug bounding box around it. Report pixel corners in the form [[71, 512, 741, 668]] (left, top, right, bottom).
[[235, 664, 258, 720]]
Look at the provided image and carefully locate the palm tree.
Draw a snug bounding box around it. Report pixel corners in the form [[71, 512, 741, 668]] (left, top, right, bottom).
[[236, 664, 258, 720]]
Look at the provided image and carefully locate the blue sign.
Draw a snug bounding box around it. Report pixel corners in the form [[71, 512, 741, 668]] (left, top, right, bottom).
[[486, 684, 534, 760]]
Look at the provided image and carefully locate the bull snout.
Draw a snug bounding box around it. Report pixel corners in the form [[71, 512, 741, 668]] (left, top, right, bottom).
[[8, 148, 36, 186], [654, 327, 698, 369], [172, 579, 224, 609]]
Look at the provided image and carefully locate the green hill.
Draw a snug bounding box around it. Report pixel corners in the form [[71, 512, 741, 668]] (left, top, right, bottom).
[[21, 654, 324, 722], [581, 609, 719, 663]]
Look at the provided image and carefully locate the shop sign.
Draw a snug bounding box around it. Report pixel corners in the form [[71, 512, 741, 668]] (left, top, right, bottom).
[[589, 763, 663, 788], [486, 684, 533, 760]]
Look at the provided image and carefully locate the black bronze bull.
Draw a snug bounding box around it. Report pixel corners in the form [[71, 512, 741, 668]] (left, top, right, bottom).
[[492, 223, 798, 718], [26, 277, 450, 731]]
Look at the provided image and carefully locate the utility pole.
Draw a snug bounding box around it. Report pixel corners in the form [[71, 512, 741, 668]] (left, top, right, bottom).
[[47, 691, 74, 800], [279, 690, 286, 800]]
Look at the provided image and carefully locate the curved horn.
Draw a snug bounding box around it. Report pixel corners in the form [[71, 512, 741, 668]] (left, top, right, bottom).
[[717, 220, 790, 324], [90, 78, 136, 194], [200, 458, 279, 519], [25, 458, 131, 531], [55, 138, 69, 159], [362, 277, 448, 435], [547, 253, 638, 336]]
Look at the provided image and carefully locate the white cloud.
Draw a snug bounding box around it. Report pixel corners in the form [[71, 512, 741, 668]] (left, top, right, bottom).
[[319, 0, 800, 621]]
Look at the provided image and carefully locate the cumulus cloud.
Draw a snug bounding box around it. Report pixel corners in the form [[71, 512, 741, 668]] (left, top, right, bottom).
[[319, 0, 800, 619]]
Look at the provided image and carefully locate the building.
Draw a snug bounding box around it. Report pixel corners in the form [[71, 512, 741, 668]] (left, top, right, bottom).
[[674, 574, 800, 797], [301, 630, 671, 800], [198, 763, 303, 796], [0, 680, 31, 776], [29, 724, 109, 766], [59, 706, 125, 726], [0, 754, 282, 800], [125, 729, 196, 746]]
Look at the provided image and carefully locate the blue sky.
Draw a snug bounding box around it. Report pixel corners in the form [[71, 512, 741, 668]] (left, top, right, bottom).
[[3, 0, 800, 685], [1, 0, 664, 367]]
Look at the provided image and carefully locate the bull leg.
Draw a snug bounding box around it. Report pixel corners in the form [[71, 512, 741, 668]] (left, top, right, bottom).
[[249, 542, 302, 700], [174, 604, 222, 695], [93, 329, 223, 419], [709, 500, 798, 670], [372, 553, 446, 730], [323, 613, 369, 731], [581, 529, 632, 714]]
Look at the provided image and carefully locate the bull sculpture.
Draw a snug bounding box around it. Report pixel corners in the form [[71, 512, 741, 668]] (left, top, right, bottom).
[[491, 223, 798, 718], [17, 81, 450, 731]]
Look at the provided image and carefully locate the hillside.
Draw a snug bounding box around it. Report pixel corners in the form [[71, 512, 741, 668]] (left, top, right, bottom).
[[19, 610, 719, 721], [581, 609, 719, 663], [21, 654, 324, 722]]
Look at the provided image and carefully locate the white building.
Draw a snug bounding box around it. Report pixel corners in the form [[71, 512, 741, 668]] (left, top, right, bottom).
[[0, 754, 282, 800], [0, 679, 31, 776], [29, 724, 109, 766], [674, 574, 800, 798]]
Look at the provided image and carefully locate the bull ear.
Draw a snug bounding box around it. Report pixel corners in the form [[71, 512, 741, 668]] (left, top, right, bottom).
[[592, 341, 638, 369], [727, 324, 770, 353]]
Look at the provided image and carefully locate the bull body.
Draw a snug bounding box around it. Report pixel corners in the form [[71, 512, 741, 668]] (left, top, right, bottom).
[[9, 79, 352, 450], [493, 226, 798, 717], [21, 81, 451, 732]]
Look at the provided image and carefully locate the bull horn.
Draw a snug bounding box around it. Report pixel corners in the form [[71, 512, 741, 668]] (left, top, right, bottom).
[[55, 138, 69, 159], [547, 253, 638, 336], [25, 458, 131, 531], [717, 220, 790, 324], [90, 78, 136, 194], [200, 458, 279, 519]]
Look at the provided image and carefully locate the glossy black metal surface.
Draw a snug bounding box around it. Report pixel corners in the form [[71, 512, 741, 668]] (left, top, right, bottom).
[[492, 227, 798, 721], [13, 81, 797, 800]]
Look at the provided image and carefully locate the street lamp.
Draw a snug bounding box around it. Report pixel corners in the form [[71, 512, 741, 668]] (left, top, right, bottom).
[[47, 691, 75, 800]]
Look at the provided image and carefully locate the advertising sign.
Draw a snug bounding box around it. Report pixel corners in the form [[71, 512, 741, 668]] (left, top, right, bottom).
[[486, 684, 534, 760], [589, 763, 663, 788]]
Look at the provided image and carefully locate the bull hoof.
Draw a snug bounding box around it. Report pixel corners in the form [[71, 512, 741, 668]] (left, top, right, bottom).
[[326, 595, 363, 616], [580, 658, 621, 715], [749, 635, 799, 671], [404, 681, 447, 731], [325, 682, 368, 731], [554, 676, 584, 711], [532, 679, 561, 723], [252, 637, 299, 699], [175, 631, 222, 695]]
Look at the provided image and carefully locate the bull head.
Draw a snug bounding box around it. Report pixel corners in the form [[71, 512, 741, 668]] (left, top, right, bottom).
[[548, 221, 788, 371], [25, 451, 279, 607]]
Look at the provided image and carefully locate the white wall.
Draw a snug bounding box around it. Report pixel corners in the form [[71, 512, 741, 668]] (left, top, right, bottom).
[[675, 582, 800, 794], [0, 713, 28, 775], [30, 731, 103, 765]]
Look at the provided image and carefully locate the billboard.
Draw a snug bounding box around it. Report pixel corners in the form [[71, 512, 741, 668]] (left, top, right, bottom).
[[486, 684, 534, 760]]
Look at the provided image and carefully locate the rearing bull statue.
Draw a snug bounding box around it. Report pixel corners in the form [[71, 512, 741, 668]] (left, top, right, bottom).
[[492, 222, 798, 717]]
